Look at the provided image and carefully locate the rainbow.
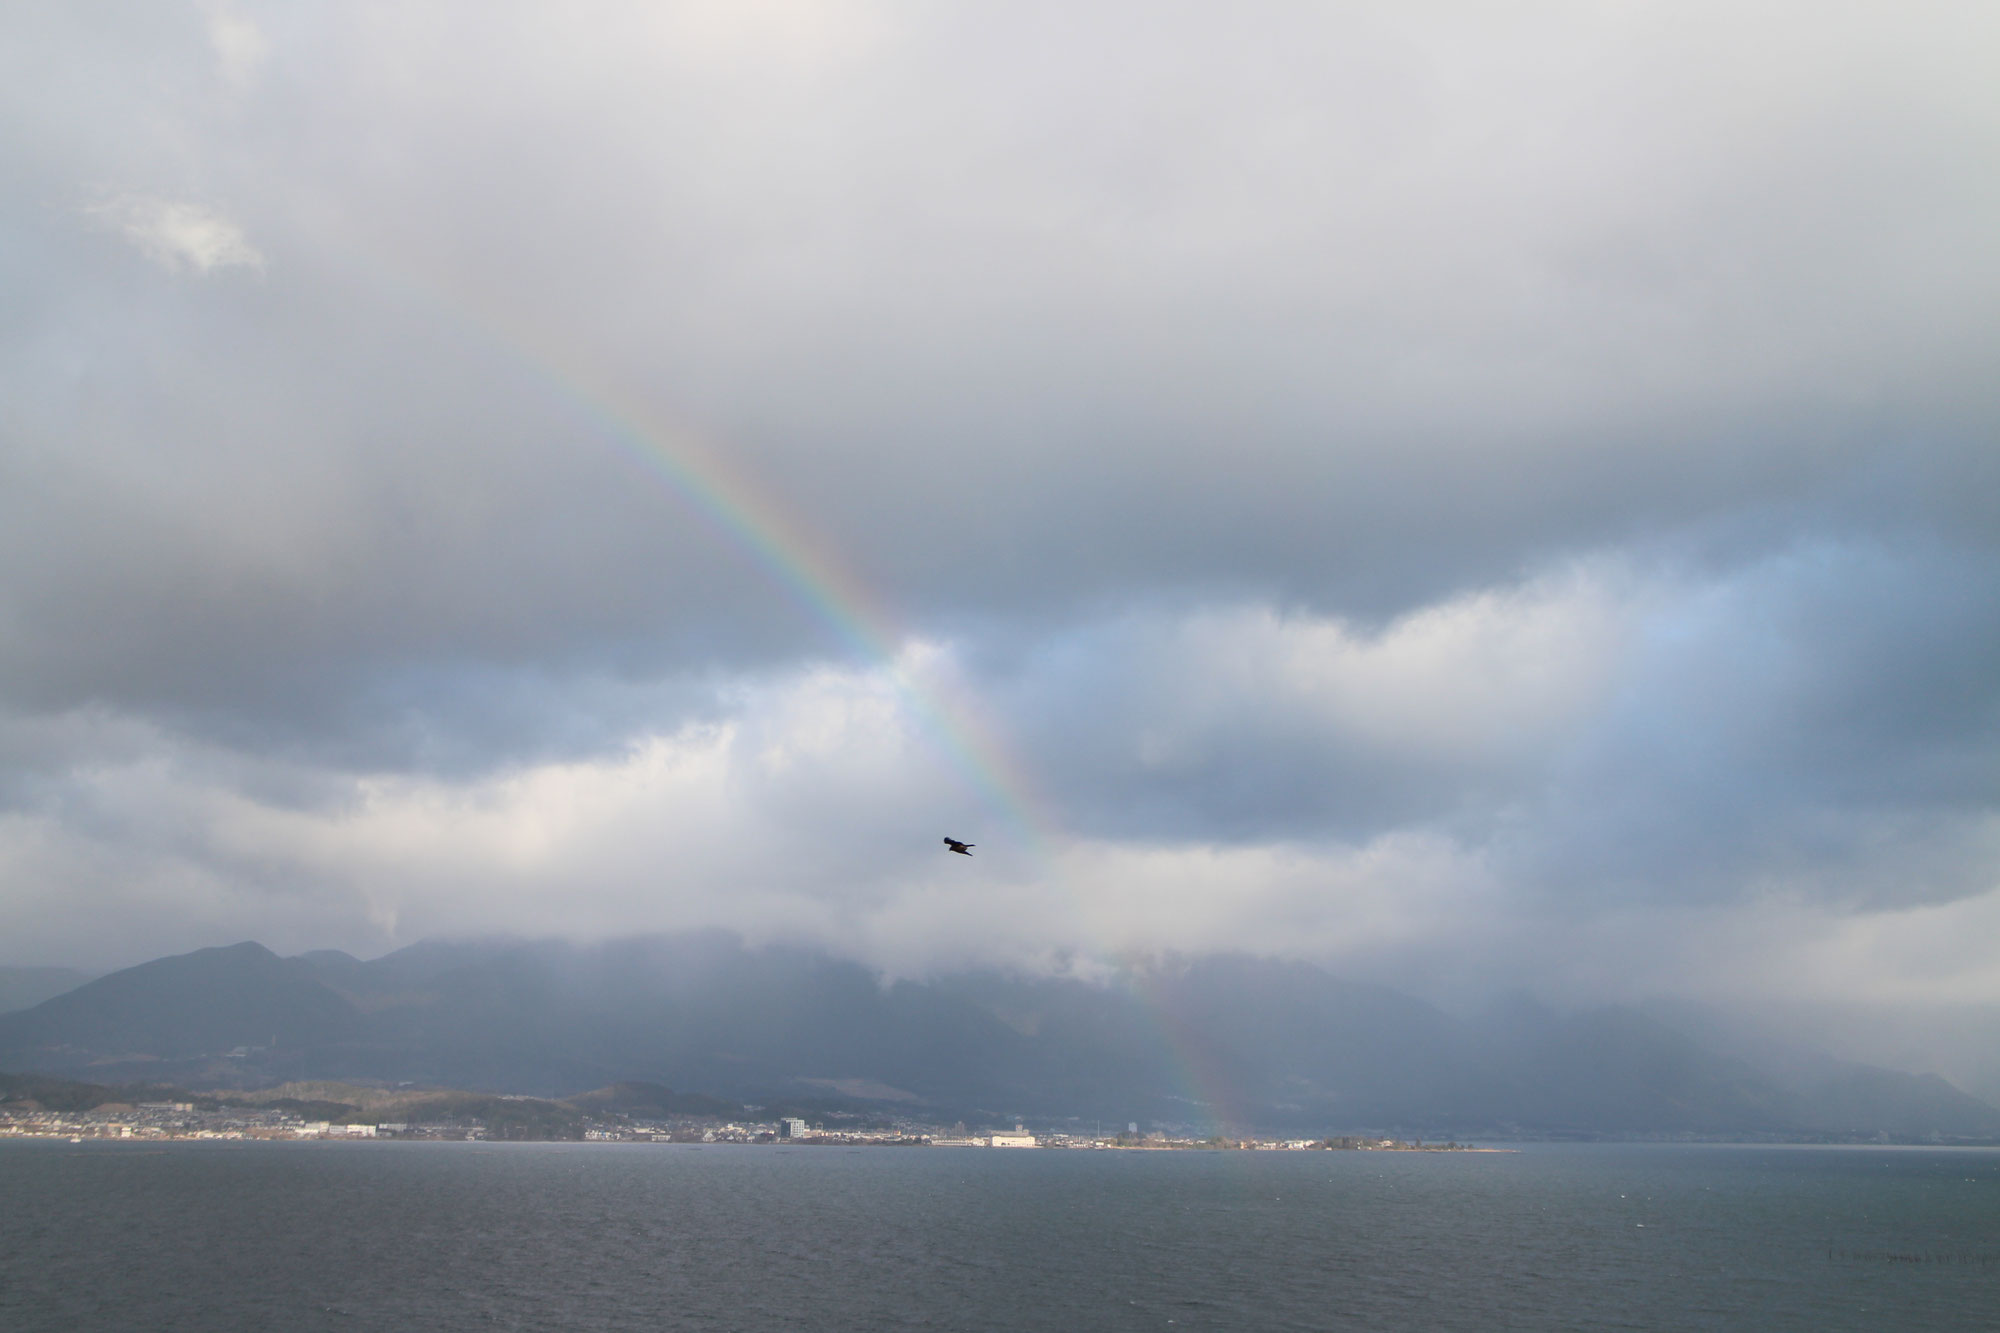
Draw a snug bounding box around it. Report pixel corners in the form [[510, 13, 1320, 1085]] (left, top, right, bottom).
[[1125, 960, 1260, 1140], [366, 257, 1258, 1138], [544, 376, 1057, 858], [391, 272, 1059, 860]]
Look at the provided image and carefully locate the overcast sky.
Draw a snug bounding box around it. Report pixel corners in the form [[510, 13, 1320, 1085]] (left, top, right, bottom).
[[5, 1, 1998, 1080]]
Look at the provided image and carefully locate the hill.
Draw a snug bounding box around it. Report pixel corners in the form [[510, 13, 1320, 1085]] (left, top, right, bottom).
[[1, 934, 1995, 1139], [0, 966, 92, 1015]]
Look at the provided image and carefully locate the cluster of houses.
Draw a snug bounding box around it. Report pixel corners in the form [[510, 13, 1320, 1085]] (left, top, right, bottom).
[[3, 1096, 1472, 1151]]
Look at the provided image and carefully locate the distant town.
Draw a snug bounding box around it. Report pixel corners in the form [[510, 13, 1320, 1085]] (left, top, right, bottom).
[[0, 1082, 1482, 1151]]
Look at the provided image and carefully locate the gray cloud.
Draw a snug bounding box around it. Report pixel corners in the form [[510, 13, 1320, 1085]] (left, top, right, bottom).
[[3, 1, 1999, 1081]]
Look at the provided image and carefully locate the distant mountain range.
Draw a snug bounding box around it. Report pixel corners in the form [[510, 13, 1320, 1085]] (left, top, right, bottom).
[[3, 935, 1996, 1140]]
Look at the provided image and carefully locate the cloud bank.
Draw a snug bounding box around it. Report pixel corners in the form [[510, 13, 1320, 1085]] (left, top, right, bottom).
[[3, 0, 1998, 1084]]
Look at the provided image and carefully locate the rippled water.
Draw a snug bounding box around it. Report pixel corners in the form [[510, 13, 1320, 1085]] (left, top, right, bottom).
[[2, 1141, 1996, 1330]]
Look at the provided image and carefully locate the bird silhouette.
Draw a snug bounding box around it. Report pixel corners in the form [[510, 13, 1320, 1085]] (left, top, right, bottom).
[[943, 838, 974, 855]]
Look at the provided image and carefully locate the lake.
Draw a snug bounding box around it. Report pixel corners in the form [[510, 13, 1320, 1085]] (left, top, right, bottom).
[[2, 1140, 1995, 1330]]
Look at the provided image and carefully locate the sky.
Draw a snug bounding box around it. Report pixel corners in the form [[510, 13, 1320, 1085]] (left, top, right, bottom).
[[4, 2, 1999, 1083]]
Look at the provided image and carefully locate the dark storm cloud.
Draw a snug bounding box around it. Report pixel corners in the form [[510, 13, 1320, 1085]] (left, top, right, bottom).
[[961, 528, 2000, 903], [7, 0, 1995, 753]]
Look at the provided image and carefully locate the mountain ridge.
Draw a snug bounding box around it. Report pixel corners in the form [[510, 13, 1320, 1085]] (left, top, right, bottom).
[[0, 965, 94, 1015], [1, 935, 1994, 1139]]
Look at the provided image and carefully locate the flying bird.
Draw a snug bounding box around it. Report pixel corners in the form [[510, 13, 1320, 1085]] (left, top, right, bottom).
[[943, 838, 974, 856]]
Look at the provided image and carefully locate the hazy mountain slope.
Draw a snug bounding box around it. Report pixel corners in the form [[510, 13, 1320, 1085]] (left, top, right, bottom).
[[0, 966, 92, 1015], [1632, 997, 2000, 1137], [1460, 1000, 1809, 1134], [1796, 1066, 2000, 1137], [4, 935, 1997, 1138]]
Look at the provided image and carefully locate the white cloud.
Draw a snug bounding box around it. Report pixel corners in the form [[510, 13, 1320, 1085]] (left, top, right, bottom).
[[3, 544, 1985, 972], [202, 2, 268, 92], [87, 194, 265, 275]]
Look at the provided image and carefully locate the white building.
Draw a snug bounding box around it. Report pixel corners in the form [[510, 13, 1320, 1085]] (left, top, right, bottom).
[[988, 1125, 1037, 1148]]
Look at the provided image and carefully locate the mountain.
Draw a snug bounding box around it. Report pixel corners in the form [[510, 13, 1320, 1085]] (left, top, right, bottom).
[[1630, 997, 2000, 1139], [566, 1080, 741, 1120], [2, 934, 1996, 1139], [0, 966, 92, 1015], [0, 942, 359, 1072]]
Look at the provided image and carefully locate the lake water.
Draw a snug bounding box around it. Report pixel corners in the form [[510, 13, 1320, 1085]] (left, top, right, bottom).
[[2, 1140, 1996, 1330]]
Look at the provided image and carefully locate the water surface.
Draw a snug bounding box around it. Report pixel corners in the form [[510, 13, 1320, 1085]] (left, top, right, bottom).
[[3, 1141, 1995, 1330]]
